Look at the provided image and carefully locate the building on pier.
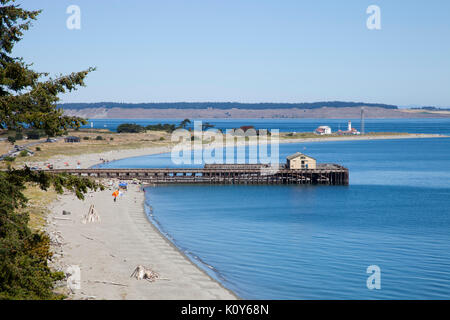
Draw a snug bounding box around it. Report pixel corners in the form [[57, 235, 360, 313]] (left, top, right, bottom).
[[286, 153, 317, 170]]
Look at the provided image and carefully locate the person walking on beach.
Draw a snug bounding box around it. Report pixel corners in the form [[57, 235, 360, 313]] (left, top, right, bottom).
[[112, 190, 119, 202]]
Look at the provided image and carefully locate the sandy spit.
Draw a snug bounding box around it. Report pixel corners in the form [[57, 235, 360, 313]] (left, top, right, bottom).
[[31, 133, 448, 170]]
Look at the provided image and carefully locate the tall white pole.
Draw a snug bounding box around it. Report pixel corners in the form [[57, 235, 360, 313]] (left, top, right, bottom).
[[361, 107, 365, 135]]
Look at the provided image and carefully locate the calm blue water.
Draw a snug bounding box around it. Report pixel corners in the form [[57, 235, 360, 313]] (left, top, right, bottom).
[[97, 123, 450, 299], [84, 118, 450, 135]]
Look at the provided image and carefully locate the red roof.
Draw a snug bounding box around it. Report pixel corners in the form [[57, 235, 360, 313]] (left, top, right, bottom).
[[239, 125, 255, 132]]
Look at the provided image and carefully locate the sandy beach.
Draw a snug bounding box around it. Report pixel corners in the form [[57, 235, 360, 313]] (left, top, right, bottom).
[[47, 182, 237, 300]]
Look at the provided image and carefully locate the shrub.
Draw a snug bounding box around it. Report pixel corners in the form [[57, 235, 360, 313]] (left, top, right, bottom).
[[146, 123, 176, 133], [15, 132, 23, 140], [35, 147, 41, 151], [110, 137, 114, 141], [159, 137, 165, 141], [83, 136, 90, 140], [19, 150, 28, 157], [7, 136, 16, 144], [95, 136, 103, 140], [3, 156, 15, 162], [117, 123, 144, 133], [27, 130, 41, 140]]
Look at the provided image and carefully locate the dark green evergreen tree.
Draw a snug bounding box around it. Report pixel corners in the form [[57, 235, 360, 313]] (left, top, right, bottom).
[[0, 0, 102, 299]]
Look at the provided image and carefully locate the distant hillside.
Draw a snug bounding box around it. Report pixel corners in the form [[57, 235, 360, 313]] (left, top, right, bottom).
[[60, 101, 398, 110]]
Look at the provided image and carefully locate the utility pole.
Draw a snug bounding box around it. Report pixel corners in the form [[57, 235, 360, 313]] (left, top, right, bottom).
[[360, 107, 365, 135]]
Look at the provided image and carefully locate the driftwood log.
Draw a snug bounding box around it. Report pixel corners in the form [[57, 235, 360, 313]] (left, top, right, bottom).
[[89, 280, 127, 287], [130, 265, 159, 282], [81, 204, 101, 224]]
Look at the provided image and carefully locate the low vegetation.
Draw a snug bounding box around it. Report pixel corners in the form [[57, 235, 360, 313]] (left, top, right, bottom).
[[19, 150, 28, 157], [0, 129, 174, 168], [3, 156, 15, 163], [22, 185, 58, 231]]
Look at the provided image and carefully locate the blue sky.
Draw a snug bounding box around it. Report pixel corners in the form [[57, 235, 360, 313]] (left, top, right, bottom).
[[14, 0, 450, 106]]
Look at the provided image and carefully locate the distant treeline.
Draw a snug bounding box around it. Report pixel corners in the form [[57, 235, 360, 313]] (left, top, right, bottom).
[[117, 119, 192, 133], [117, 123, 176, 133], [411, 106, 447, 111], [59, 101, 398, 110]]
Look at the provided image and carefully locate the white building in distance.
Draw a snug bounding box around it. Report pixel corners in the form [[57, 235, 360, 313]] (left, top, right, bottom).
[[314, 126, 332, 135]]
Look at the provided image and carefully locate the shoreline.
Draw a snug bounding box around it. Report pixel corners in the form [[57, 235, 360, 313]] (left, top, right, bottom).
[[29, 133, 448, 170], [47, 182, 237, 300], [143, 199, 238, 298], [280, 133, 448, 144], [142, 189, 240, 299]]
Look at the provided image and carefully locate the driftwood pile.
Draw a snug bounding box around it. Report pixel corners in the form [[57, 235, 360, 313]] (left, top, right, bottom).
[[81, 204, 101, 224], [49, 230, 64, 246], [130, 265, 160, 282]]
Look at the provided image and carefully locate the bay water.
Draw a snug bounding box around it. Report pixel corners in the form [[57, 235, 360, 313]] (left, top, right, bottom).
[[97, 120, 450, 299]]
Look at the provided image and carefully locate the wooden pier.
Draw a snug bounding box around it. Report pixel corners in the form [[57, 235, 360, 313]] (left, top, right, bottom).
[[47, 163, 349, 186]]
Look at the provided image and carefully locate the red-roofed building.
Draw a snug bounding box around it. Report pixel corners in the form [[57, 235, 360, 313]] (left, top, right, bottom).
[[314, 126, 332, 135]]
